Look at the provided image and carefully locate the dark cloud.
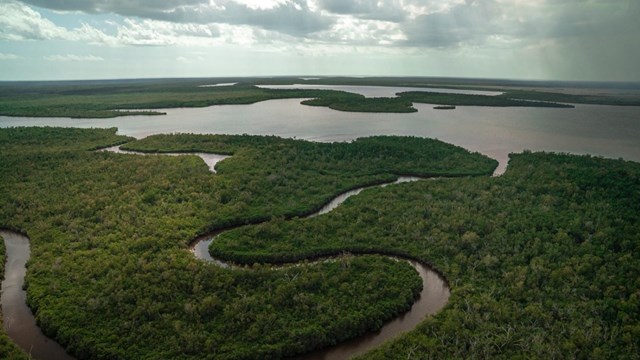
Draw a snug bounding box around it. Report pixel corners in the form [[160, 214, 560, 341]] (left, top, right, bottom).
[[19, 0, 334, 36], [400, 0, 640, 52], [544, 1, 640, 39], [401, 0, 501, 48], [317, 0, 406, 22]]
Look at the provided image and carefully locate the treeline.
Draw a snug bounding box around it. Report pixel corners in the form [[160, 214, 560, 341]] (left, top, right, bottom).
[[124, 134, 497, 231], [213, 151, 640, 358], [302, 96, 416, 113], [0, 128, 495, 359], [1, 79, 593, 119], [398, 91, 574, 108]]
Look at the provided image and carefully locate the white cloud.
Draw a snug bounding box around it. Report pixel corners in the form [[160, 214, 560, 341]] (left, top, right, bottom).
[[234, 0, 289, 10], [0, 1, 222, 47], [0, 52, 20, 60], [0, 1, 77, 41], [114, 18, 221, 46], [44, 54, 105, 61], [2, 0, 638, 82], [20, 0, 334, 36]]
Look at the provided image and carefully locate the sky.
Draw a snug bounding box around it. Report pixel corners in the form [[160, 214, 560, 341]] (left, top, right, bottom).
[[0, 0, 639, 82]]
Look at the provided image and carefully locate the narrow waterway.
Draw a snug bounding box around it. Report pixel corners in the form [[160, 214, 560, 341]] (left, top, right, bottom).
[[99, 145, 229, 173], [104, 145, 452, 359], [1, 230, 74, 360], [3, 148, 452, 360], [190, 175, 450, 360]]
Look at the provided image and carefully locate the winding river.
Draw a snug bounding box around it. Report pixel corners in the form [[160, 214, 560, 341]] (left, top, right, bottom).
[[1, 145, 452, 359]]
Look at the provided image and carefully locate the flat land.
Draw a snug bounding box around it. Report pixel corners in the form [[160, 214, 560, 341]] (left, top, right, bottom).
[[2, 77, 637, 118]]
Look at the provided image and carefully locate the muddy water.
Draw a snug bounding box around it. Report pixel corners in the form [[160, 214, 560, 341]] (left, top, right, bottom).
[[1, 230, 74, 360]]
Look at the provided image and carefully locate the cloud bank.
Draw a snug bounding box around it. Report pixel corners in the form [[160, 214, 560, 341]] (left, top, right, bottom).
[[1, 0, 638, 81]]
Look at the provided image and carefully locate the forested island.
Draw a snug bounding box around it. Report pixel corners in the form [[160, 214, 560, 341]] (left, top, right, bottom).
[[1, 127, 638, 359], [5, 77, 639, 119]]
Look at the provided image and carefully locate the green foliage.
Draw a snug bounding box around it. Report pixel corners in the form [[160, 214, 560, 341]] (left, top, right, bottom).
[[213, 152, 640, 358], [302, 96, 416, 113], [1, 126, 133, 154], [0, 81, 415, 117], [5, 126, 637, 358], [0, 127, 495, 359]]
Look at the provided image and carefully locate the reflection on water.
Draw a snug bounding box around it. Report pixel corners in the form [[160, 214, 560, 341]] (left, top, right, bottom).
[[2, 98, 640, 175]]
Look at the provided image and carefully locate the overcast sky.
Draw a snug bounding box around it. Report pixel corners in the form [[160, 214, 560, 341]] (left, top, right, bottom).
[[0, 0, 639, 81]]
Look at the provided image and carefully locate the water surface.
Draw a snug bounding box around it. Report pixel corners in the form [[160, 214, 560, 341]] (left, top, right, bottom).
[[1, 230, 74, 360], [3, 100, 639, 175]]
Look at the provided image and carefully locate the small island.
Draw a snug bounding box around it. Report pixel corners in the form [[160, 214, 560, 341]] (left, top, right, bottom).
[[433, 105, 456, 110]]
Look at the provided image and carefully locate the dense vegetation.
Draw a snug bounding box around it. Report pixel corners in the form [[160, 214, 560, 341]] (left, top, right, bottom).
[[0, 81, 355, 118], [398, 91, 574, 108], [0, 235, 29, 360], [0, 127, 495, 359], [301, 96, 416, 113], [249, 76, 640, 106], [4, 77, 636, 119], [213, 152, 640, 358]]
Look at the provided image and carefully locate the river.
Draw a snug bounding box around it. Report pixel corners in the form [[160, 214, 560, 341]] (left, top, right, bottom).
[[1, 144, 451, 360]]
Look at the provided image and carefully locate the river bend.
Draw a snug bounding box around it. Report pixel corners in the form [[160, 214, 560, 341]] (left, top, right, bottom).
[[1, 147, 452, 360]]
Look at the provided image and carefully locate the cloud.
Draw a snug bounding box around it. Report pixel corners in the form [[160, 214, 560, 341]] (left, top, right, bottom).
[[0, 53, 20, 60], [399, 0, 640, 50], [0, 1, 223, 47], [0, 1, 77, 41], [114, 18, 221, 46], [401, 0, 502, 48], [19, 0, 334, 36], [317, 0, 407, 22], [44, 54, 105, 61]]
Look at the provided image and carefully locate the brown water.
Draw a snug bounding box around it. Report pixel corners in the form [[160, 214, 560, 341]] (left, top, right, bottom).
[[1, 230, 74, 360]]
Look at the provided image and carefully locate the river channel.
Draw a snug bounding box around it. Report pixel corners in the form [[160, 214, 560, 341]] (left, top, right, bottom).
[[2, 147, 450, 360]]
